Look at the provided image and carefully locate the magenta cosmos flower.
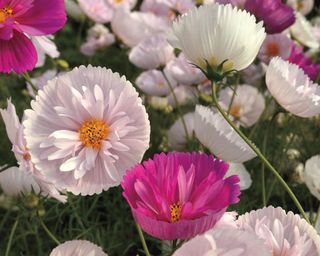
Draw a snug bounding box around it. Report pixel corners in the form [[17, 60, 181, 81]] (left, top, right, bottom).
[[244, 0, 295, 34], [0, 0, 66, 74], [121, 152, 240, 240]]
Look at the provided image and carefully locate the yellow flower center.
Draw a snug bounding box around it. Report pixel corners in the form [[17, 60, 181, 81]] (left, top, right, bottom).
[[0, 6, 13, 23], [78, 119, 110, 150], [230, 105, 241, 119], [170, 202, 182, 223], [114, 0, 123, 4], [297, 1, 304, 11], [266, 42, 280, 57]]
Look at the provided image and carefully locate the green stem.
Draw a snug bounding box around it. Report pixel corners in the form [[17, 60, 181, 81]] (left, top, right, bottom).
[[227, 84, 238, 115], [136, 224, 151, 256], [211, 81, 310, 223], [313, 206, 320, 227], [22, 72, 37, 93], [39, 219, 60, 245], [161, 70, 190, 142], [5, 218, 19, 256]]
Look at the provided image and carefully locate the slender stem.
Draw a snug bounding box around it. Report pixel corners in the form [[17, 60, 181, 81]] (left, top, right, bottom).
[[39, 219, 60, 245], [161, 70, 190, 141], [313, 206, 320, 227], [22, 72, 37, 93], [227, 84, 238, 115], [5, 218, 19, 256], [136, 224, 151, 256], [211, 81, 310, 223], [69, 197, 86, 229], [261, 134, 267, 207]]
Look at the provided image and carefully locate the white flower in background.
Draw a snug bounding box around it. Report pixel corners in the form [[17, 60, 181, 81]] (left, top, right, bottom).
[[78, 0, 113, 24], [266, 57, 320, 118], [214, 211, 238, 229], [311, 17, 320, 44], [24, 66, 150, 196], [0, 167, 40, 197], [80, 24, 115, 56], [31, 36, 60, 68], [226, 163, 252, 190], [64, 0, 85, 21], [0, 100, 67, 202], [242, 63, 265, 86], [106, 0, 137, 9], [219, 84, 265, 127], [237, 206, 320, 256], [165, 53, 206, 86], [168, 112, 194, 150], [111, 9, 170, 47], [50, 240, 107, 256], [258, 34, 292, 64], [194, 105, 256, 163], [167, 85, 197, 108], [135, 70, 176, 97], [166, 0, 195, 14], [304, 155, 320, 201], [290, 12, 320, 49], [287, 0, 314, 15], [140, 0, 172, 17], [216, 0, 247, 8], [173, 228, 272, 256], [27, 70, 58, 98], [129, 35, 175, 70], [168, 3, 266, 71], [149, 96, 171, 111]]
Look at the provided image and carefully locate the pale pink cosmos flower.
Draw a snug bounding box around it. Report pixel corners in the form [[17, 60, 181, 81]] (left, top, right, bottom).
[[165, 53, 206, 86], [242, 63, 265, 86], [167, 85, 197, 108], [121, 152, 240, 240], [140, 0, 171, 17], [0, 99, 67, 202], [219, 84, 266, 127], [111, 9, 170, 47], [129, 35, 175, 70], [50, 240, 107, 256], [304, 155, 320, 201], [23, 66, 150, 196], [173, 227, 272, 256], [217, 0, 247, 9], [135, 69, 176, 97], [80, 24, 115, 56], [287, 0, 314, 15], [258, 34, 292, 64], [237, 206, 320, 256], [106, 0, 137, 10], [32, 35, 60, 68], [27, 69, 58, 98], [78, 0, 113, 24]]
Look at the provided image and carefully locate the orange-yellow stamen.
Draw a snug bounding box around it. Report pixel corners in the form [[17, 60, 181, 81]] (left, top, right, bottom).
[[170, 202, 182, 223], [266, 42, 280, 57], [79, 119, 109, 150], [0, 6, 13, 23], [230, 105, 241, 119], [114, 0, 123, 4]]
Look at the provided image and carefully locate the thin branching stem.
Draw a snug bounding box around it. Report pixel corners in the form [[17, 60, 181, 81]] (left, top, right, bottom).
[[136, 224, 151, 256], [5, 218, 19, 256]]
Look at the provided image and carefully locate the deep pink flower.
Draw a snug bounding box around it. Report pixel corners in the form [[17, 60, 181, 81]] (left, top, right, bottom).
[[121, 152, 240, 240], [244, 0, 295, 34], [0, 0, 66, 74], [288, 43, 320, 81]]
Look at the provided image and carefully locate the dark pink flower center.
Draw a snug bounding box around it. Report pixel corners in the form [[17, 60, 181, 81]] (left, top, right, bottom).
[[0, 6, 13, 23]]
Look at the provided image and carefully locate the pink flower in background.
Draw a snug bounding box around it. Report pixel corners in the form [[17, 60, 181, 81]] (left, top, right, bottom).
[[0, 0, 66, 74], [78, 0, 113, 24], [244, 0, 295, 34], [50, 240, 107, 256], [217, 0, 247, 9], [121, 152, 240, 240], [288, 43, 320, 81]]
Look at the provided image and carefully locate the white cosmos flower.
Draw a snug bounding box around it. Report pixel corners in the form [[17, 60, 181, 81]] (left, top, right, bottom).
[[168, 112, 195, 150], [24, 66, 150, 196], [219, 84, 265, 127], [237, 206, 320, 256], [32, 35, 60, 68], [111, 9, 170, 47], [226, 163, 252, 190], [173, 228, 272, 256], [265, 57, 320, 118], [167, 85, 197, 108], [304, 154, 320, 201], [78, 0, 113, 24], [168, 3, 266, 71], [27, 69, 58, 98], [129, 35, 175, 69], [290, 12, 320, 49], [135, 69, 176, 97], [50, 240, 107, 256], [0, 167, 40, 197], [287, 0, 314, 16], [194, 105, 256, 163]]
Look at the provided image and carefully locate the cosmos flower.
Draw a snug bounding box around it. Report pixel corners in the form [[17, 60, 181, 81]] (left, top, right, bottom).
[[304, 154, 320, 201], [237, 206, 320, 256], [265, 57, 320, 118], [226, 163, 252, 190], [287, 0, 314, 16], [216, 0, 247, 9], [50, 240, 107, 256], [288, 43, 320, 82], [0, 0, 66, 73], [258, 34, 292, 64], [32, 35, 60, 68], [121, 152, 240, 240], [23, 66, 150, 196], [26, 69, 58, 98], [242, 63, 265, 86], [0, 99, 67, 202], [244, 0, 295, 34], [173, 228, 272, 256], [167, 85, 197, 108], [78, 0, 112, 24], [80, 24, 115, 56], [168, 112, 195, 150], [129, 35, 175, 70], [219, 84, 265, 127], [168, 3, 266, 71], [194, 105, 256, 163]]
